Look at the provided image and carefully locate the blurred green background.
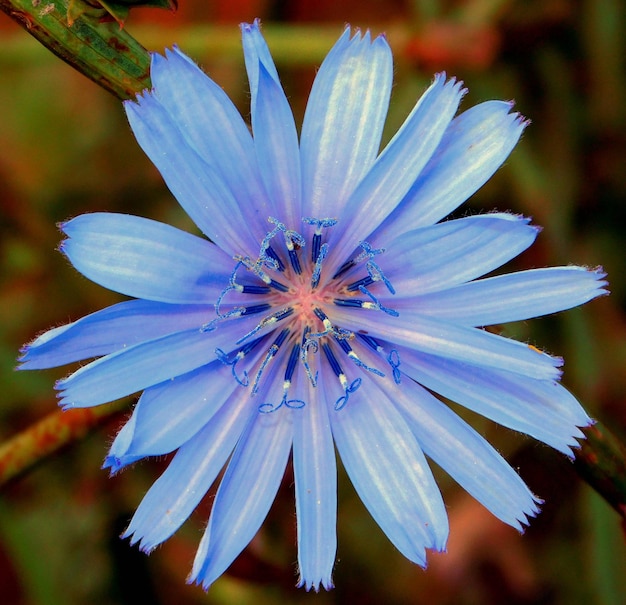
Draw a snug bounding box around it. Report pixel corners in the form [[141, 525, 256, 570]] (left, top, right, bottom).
[[0, 0, 625, 603]]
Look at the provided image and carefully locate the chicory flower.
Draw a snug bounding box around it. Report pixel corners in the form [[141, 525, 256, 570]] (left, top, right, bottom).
[[20, 20, 607, 591]]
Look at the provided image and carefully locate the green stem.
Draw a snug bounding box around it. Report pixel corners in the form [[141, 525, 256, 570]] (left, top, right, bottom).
[[575, 422, 626, 521], [0, 0, 150, 100]]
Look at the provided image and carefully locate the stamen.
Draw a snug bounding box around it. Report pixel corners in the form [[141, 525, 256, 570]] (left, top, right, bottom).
[[334, 298, 366, 308], [273, 328, 290, 348], [334, 337, 384, 377], [387, 349, 402, 384], [355, 241, 385, 263], [309, 307, 353, 341], [236, 307, 294, 344], [258, 392, 306, 414], [358, 285, 399, 317], [215, 348, 249, 386], [201, 307, 243, 333], [259, 342, 306, 414], [265, 246, 285, 272], [300, 328, 319, 387], [366, 260, 395, 295], [302, 217, 337, 262], [259, 218, 303, 272], [241, 284, 272, 294], [312, 234, 321, 264], [216, 216, 402, 409], [357, 333, 385, 353], [214, 335, 267, 387], [268, 217, 306, 275], [251, 328, 290, 394], [268, 279, 290, 293], [342, 242, 395, 294], [274, 307, 295, 323], [252, 345, 279, 395], [235, 255, 272, 283], [346, 275, 374, 292], [284, 343, 301, 383], [312, 307, 334, 337], [311, 243, 329, 289], [321, 342, 344, 379], [335, 378, 362, 411], [242, 303, 272, 316], [214, 261, 246, 319], [258, 224, 281, 271], [302, 217, 338, 228], [313, 307, 329, 322], [332, 242, 384, 281], [288, 248, 302, 275], [332, 259, 355, 279], [334, 295, 399, 320], [235, 248, 290, 292], [240, 336, 268, 357]]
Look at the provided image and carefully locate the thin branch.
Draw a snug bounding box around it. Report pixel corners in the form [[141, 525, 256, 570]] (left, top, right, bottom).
[[0, 401, 127, 487]]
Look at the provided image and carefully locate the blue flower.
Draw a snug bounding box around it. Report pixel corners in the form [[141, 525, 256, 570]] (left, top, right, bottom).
[[20, 20, 607, 591]]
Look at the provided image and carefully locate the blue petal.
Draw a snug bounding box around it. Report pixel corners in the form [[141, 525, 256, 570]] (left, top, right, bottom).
[[59, 213, 231, 304], [125, 93, 258, 257], [408, 266, 609, 325], [105, 361, 242, 468], [56, 314, 264, 408], [330, 74, 466, 268], [293, 379, 337, 591], [328, 374, 448, 564], [150, 48, 271, 235], [189, 398, 293, 590], [300, 28, 393, 217], [331, 306, 563, 381], [19, 300, 213, 369], [241, 20, 280, 92], [384, 213, 539, 295], [374, 100, 526, 242], [246, 50, 302, 225], [391, 377, 540, 530], [122, 390, 255, 552], [396, 347, 591, 456], [102, 418, 143, 472], [241, 19, 300, 220]]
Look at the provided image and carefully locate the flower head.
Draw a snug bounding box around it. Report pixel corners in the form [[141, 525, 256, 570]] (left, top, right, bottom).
[[20, 20, 607, 591]]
